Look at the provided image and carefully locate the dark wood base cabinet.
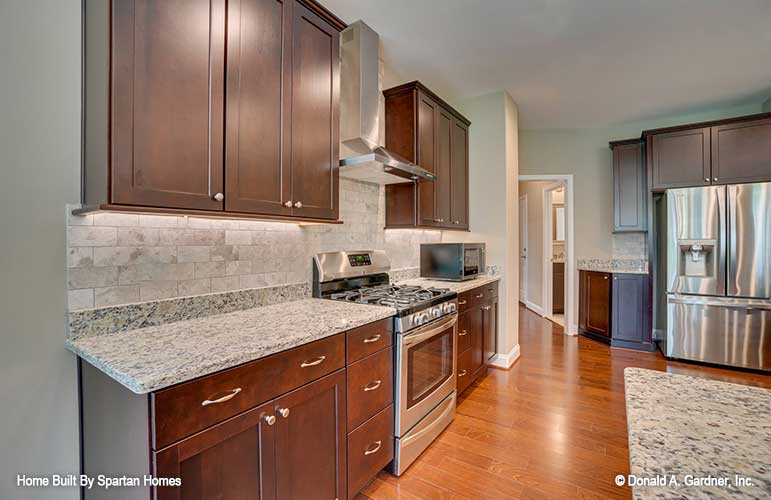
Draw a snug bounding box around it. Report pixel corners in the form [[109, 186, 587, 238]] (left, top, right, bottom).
[[456, 281, 499, 395], [578, 270, 653, 351], [83, 0, 345, 223], [80, 318, 394, 500]]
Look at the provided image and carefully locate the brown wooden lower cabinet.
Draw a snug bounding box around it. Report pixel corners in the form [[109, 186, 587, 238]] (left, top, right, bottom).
[[81, 318, 395, 500], [456, 281, 499, 396]]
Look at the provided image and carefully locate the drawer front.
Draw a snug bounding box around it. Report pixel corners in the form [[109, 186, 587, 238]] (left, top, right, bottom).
[[457, 348, 473, 395], [457, 310, 473, 353], [483, 281, 499, 301], [347, 405, 394, 499], [457, 290, 474, 312], [347, 318, 393, 364], [469, 286, 487, 306], [151, 333, 345, 449], [347, 347, 393, 430]]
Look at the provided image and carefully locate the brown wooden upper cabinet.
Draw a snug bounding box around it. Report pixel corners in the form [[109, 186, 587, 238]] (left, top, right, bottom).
[[383, 81, 470, 230], [646, 113, 771, 190], [610, 139, 646, 232], [83, 0, 344, 222]]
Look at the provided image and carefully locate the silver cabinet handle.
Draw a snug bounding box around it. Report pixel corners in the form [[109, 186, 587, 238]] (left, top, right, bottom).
[[213, 192, 224, 202], [300, 355, 325, 368], [458, 370, 468, 377], [453, 220, 460, 224], [458, 300, 467, 305], [481, 305, 491, 311], [284, 200, 293, 208], [278, 408, 290, 418], [263, 414, 276, 426], [363, 334, 381, 344], [294, 201, 303, 208], [458, 329, 468, 336], [474, 293, 484, 299], [363, 380, 382, 392], [201, 388, 241, 407], [364, 441, 382, 456]]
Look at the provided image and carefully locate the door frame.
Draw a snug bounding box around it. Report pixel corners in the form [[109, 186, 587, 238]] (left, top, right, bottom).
[[519, 174, 577, 335], [518, 194, 528, 304], [542, 182, 566, 325]]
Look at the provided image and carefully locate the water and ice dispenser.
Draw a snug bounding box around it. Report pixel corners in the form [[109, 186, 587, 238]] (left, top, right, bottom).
[[675, 240, 717, 278]]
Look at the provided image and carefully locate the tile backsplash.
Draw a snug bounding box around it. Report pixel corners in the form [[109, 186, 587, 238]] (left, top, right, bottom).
[[67, 179, 440, 311], [612, 232, 647, 259]]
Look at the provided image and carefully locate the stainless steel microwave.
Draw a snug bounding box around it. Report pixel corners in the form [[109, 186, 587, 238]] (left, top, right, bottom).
[[420, 243, 485, 281]]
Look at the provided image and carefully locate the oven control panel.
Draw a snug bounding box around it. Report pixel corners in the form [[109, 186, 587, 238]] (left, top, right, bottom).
[[395, 299, 458, 333]]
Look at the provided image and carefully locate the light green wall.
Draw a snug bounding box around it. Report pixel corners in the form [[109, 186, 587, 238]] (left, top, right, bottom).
[[764, 96, 771, 113], [0, 1, 81, 498], [519, 102, 764, 260]]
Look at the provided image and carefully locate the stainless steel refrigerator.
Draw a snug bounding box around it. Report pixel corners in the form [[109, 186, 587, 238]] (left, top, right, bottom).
[[665, 183, 771, 371]]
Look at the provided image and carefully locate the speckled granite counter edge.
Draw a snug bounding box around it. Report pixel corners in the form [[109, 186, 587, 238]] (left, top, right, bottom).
[[577, 258, 648, 275]]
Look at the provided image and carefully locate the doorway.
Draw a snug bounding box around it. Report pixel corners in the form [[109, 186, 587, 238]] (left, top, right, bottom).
[[518, 175, 577, 335]]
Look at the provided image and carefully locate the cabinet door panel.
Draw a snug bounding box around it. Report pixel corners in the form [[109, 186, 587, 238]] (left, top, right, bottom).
[[112, 0, 225, 210], [450, 119, 469, 229], [225, 0, 292, 215], [649, 128, 711, 190], [611, 274, 645, 343], [417, 93, 438, 226], [290, 2, 340, 220], [435, 109, 453, 227], [154, 402, 276, 500], [613, 142, 646, 232], [585, 272, 611, 336], [469, 306, 485, 375], [711, 117, 771, 185], [274, 369, 346, 500], [483, 300, 497, 363]]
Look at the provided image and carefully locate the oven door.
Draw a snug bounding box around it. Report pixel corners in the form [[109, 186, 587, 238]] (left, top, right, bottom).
[[395, 313, 457, 436]]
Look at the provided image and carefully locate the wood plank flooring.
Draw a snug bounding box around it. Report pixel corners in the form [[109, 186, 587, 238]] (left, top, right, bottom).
[[357, 304, 771, 500]]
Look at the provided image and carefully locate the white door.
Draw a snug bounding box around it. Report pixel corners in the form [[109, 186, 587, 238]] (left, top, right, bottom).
[[519, 195, 528, 302]]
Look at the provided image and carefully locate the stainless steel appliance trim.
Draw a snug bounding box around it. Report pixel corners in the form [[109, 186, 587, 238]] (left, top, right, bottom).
[[392, 392, 456, 476], [395, 313, 457, 436], [313, 250, 391, 282], [668, 295, 771, 310], [728, 182, 771, 299], [420, 243, 486, 282]]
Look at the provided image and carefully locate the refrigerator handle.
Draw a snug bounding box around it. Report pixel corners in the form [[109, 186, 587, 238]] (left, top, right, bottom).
[[717, 185, 728, 296], [726, 185, 736, 296]]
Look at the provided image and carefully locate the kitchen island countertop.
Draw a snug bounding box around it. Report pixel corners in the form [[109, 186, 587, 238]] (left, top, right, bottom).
[[67, 299, 395, 394], [624, 368, 771, 500]]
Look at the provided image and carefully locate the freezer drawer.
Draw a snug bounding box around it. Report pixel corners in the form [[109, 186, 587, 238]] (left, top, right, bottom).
[[728, 183, 771, 299], [666, 296, 771, 371]]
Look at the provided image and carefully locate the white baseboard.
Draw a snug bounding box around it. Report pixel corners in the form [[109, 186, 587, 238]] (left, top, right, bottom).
[[489, 344, 521, 369], [525, 300, 544, 316]]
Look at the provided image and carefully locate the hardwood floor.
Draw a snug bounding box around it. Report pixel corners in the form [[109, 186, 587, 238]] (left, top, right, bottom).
[[357, 304, 771, 500]]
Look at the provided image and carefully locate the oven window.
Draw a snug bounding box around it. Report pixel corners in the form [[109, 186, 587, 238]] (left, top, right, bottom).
[[406, 324, 454, 409], [464, 248, 480, 275]]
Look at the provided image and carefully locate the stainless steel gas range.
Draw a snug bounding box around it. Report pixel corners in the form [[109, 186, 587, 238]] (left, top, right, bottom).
[[313, 250, 458, 475]]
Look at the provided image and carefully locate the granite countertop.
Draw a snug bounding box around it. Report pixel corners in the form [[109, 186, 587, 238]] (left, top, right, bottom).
[[624, 368, 771, 500], [396, 273, 502, 294], [67, 299, 396, 394], [577, 258, 648, 275]]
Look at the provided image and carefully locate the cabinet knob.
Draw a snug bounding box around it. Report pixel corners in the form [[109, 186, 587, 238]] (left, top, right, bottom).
[[704, 178, 710, 182], [453, 220, 460, 224], [294, 201, 303, 208], [284, 200, 293, 208], [263, 414, 276, 426], [713, 177, 718, 182], [213, 192, 224, 202], [278, 408, 290, 418]]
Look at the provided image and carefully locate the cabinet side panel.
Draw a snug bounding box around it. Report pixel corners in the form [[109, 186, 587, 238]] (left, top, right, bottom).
[[82, 362, 149, 500], [84, 0, 109, 205]]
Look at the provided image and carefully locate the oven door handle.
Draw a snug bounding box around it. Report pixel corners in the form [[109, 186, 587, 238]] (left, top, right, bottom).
[[403, 314, 458, 347]]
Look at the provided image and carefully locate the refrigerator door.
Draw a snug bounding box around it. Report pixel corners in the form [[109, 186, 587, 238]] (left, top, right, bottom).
[[666, 186, 726, 295], [728, 183, 771, 299], [667, 294, 771, 371]]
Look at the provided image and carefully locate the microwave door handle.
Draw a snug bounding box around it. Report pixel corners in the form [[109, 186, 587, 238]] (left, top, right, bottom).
[[403, 314, 458, 347]]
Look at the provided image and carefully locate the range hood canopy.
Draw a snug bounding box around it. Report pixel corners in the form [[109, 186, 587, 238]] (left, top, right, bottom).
[[338, 21, 435, 184]]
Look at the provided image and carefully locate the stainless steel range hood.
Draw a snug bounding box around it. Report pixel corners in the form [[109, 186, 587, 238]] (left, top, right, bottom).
[[339, 21, 435, 184]]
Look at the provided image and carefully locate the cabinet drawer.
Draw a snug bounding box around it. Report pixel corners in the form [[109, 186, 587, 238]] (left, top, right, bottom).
[[457, 290, 474, 312], [457, 310, 473, 353], [151, 333, 345, 449], [347, 318, 393, 364], [457, 348, 473, 395], [347, 347, 393, 430], [482, 281, 499, 301], [347, 405, 394, 499]]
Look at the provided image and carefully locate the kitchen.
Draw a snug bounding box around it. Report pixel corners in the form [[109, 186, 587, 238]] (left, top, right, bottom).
[[2, 1, 771, 500]]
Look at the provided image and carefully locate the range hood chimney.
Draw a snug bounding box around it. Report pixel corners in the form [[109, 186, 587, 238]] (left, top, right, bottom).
[[339, 21, 435, 184]]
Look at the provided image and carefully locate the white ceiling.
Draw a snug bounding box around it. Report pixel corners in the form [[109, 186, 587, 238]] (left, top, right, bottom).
[[323, 0, 771, 128]]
